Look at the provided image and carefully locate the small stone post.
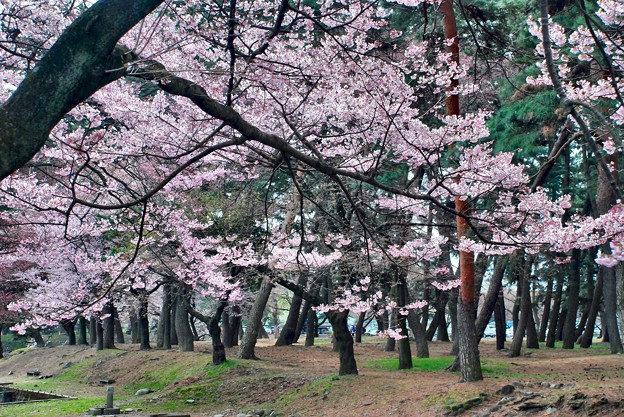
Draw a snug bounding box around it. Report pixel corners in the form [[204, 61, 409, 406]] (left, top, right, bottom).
[[106, 386, 113, 409]]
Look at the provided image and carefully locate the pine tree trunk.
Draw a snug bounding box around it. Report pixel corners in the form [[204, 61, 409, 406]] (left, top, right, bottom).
[[78, 316, 88, 345], [96, 319, 104, 351], [130, 309, 140, 344], [138, 297, 151, 350], [102, 302, 116, 349], [175, 286, 194, 352], [510, 253, 532, 357], [494, 290, 506, 350], [61, 319, 77, 345], [239, 277, 273, 359], [162, 283, 172, 349], [475, 256, 507, 341], [114, 307, 125, 344], [562, 249, 582, 348], [327, 310, 358, 375], [546, 274, 564, 348], [276, 274, 307, 346], [170, 293, 179, 346], [222, 309, 234, 348], [580, 269, 603, 348], [294, 299, 312, 343], [89, 317, 97, 346]]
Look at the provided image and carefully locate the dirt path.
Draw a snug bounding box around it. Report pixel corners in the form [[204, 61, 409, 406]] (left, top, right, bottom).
[[1, 339, 624, 416]]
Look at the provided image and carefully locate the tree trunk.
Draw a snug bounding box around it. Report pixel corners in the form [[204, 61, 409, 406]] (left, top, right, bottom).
[[61, 319, 76, 346], [89, 317, 97, 346], [161, 283, 172, 349], [580, 268, 603, 348], [209, 302, 227, 365], [239, 277, 273, 359], [602, 266, 623, 352], [294, 299, 312, 343], [354, 312, 366, 343], [475, 256, 507, 341], [138, 296, 151, 350], [562, 249, 582, 349], [510, 253, 532, 357], [130, 309, 140, 344], [426, 290, 448, 341], [546, 273, 564, 348], [96, 319, 104, 351], [222, 309, 234, 348], [30, 328, 45, 347], [170, 293, 179, 346], [276, 273, 308, 346], [102, 303, 116, 349], [539, 276, 553, 342], [494, 289, 506, 350], [327, 310, 358, 375], [77, 316, 88, 345], [228, 306, 241, 347], [175, 286, 194, 352], [114, 307, 125, 344]]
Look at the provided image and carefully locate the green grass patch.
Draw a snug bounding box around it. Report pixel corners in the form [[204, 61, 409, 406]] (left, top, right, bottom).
[[266, 374, 340, 410], [363, 356, 455, 372], [363, 356, 509, 376], [0, 397, 102, 417]]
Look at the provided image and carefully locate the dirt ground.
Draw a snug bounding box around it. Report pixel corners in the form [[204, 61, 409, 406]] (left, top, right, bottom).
[[1, 338, 624, 417]]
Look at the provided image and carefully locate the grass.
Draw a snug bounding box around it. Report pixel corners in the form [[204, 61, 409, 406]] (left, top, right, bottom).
[[363, 356, 509, 376], [6, 351, 241, 417], [0, 398, 103, 417]]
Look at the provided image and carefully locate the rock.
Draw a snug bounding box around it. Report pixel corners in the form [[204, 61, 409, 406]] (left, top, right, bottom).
[[103, 407, 120, 414], [7, 371, 12, 375], [186, 399, 195, 403], [512, 381, 525, 388], [550, 383, 564, 389], [61, 362, 74, 369], [90, 408, 104, 416], [516, 401, 548, 411], [545, 407, 557, 415], [135, 388, 153, 396], [541, 382, 551, 387], [498, 397, 513, 405], [213, 415, 224, 417], [497, 385, 515, 395], [237, 414, 247, 417]]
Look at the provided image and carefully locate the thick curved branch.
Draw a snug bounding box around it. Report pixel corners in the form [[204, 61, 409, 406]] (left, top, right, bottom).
[[0, 0, 165, 180]]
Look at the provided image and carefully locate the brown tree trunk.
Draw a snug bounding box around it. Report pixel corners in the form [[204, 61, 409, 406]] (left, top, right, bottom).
[[562, 249, 582, 349], [276, 274, 308, 346], [397, 274, 413, 369], [175, 286, 194, 352], [238, 277, 273, 359], [580, 269, 603, 348], [510, 253, 533, 357], [546, 273, 564, 348], [61, 319, 76, 346], [138, 296, 151, 350], [102, 302, 116, 349], [89, 317, 97, 346], [327, 310, 358, 375], [77, 316, 88, 345], [114, 307, 125, 344], [354, 312, 366, 343], [494, 290, 507, 350]]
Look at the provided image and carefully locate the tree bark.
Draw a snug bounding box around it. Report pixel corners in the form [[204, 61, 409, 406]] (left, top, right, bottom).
[[0, 0, 165, 179], [494, 289, 506, 350], [327, 310, 358, 375], [580, 268, 603, 348], [510, 253, 532, 357], [546, 273, 564, 348], [77, 316, 88, 345], [89, 317, 97, 346], [276, 273, 308, 346], [138, 296, 151, 350], [61, 319, 76, 346], [354, 312, 366, 343], [102, 302, 116, 349], [174, 286, 194, 352], [562, 249, 582, 348], [114, 307, 125, 344], [96, 318, 104, 351], [238, 277, 273, 359]]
